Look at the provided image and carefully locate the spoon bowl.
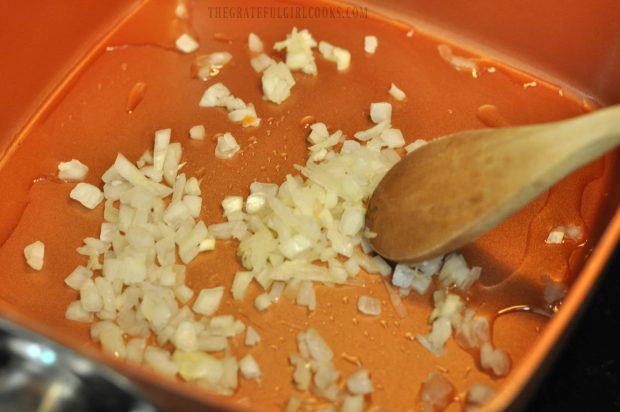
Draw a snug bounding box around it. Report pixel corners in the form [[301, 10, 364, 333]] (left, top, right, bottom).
[[366, 105, 620, 263]]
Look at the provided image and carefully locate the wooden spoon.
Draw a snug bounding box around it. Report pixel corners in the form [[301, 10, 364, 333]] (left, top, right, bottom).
[[366, 105, 620, 264]]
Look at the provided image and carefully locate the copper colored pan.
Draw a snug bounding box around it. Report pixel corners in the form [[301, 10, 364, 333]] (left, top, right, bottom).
[[1, 1, 619, 411]]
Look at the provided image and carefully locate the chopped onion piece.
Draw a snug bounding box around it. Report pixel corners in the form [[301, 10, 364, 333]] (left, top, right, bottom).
[[64, 265, 93, 290], [215, 133, 240, 159], [273, 27, 318, 75], [364, 35, 378, 54], [173, 321, 198, 352], [262, 62, 296, 104], [176, 33, 199, 54], [382, 278, 407, 318], [24, 240, 45, 271], [416, 317, 452, 356], [357, 296, 381, 316], [58, 159, 89, 182], [296, 280, 316, 311], [70, 183, 104, 209], [250, 53, 276, 73], [318, 40, 351, 71], [420, 372, 454, 411], [248, 32, 263, 52], [239, 354, 261, 380], [193, 287, 224, 315], [189, 125, 206, 140], [466, 383, 496, 411], [380, 128, 405, 148], [437, 44, 478, 76], [342, 395, 364, 412], [388, 83, 406, 101], [144, 346, 178, 376], [405, 139, 427, 153], [542, 275, 568, 304], [231, 271, 254, 301], [370, 102, 392, 124], [245, 325, 261, 346], [222, 195, 243, 216], [480, 342, 511, 377], [545, 229, 564, 244], [65, 301, 93, 322], [153, 128, 171, 172], [439, 254, 480, 291], [346, 369, 374, 394], [254, 293, 272, 311]]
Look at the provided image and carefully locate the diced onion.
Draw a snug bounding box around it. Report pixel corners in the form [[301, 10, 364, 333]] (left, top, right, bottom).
[[364, 35, 378, 54], [248, 33, 264, 52], [370, 102, 392, 124], [262, 62, 296, 104], [176, 33, 199, 54], [346, 369, 374, 394], [189, 125, 206, 140], [58, 159, 89, 182], [70, 183, 104, 209], [239, 354, 262, 380], [215, 133, 240, 159], [357, 296, 381, 316], [24, 240, 45, 271], [388, 83, 406, 101]]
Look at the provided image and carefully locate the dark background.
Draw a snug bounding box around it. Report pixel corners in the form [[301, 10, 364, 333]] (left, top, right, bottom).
[[527, 247, 620, 411]]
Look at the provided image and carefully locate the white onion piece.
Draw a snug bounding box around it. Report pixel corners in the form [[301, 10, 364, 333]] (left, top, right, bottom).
[[364, 35, 378, 54], [23, 240, 45, 271], [416, 317, 452, 356], [64, 265, 93, 290], [70, 183, 104, 209], [341, 395, 364, 412], [176, 33, 199, 54], [380, 128, 405, 148], [248, 32, 263, 52], [437, 44, 478, 76], [286, 397, 302, 412], [144, 346, 178, 376], [215, 133, 240, 159], [173, 321, 198, 352], [239, 354, 261, 380], [199, 83, 231, 107], [193, 287, 224, 315], [370, 102, 392, 124], [65, 301, 93, 322], [420, 372, 454, 411], [545, 229, 565, 244], [245, 325, 261, 346], [357, 296, 381, 316], [480, 342, 511, 377], [318, 40, 351, 71], [153, 128, 171, 172], [296, 280, 316, 311], [189, 125, 205, 140], [58, 159, 89, 182], [382, 278, 407, 318], [346, 369, 374, 394], [250, 53, 275, 73], [542, 275, 568, 304], [466, 383, 496, 412], [254, 293, 272, 311], [262, 62, 295, 104], [126, 338, 146, 364], [80, 279, 103, 312], [455, 310, 490, 349], [439, 254, 480, 291], [274, 27, 318, 75], [389, 83, 406, 101]]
